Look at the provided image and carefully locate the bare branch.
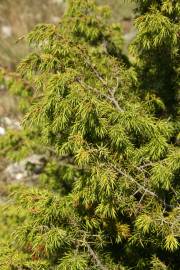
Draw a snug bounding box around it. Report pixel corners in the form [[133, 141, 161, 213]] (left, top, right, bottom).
[[112, 77, 119, 95], [78, 79, 123, 112], [113, 166, 158, 198], [86, 242, 109, 270], [78, 79, 111, 101], [109, 96, 123, 112], [85, 60, 107, 87], [81, 53, 124, 112], [107, 77, 124, 112]]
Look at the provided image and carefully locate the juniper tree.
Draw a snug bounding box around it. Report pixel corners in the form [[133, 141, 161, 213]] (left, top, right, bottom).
[[0, 1, 179, 270], [131, 0, 180, 117]]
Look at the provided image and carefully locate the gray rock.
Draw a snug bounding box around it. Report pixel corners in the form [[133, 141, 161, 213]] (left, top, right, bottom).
[[124, 30, 137, 43], [4, 154, 46, 183], [2, 117, 21, 130]]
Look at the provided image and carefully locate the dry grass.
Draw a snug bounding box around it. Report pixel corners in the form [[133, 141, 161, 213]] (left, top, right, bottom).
[[99, 0, 135, 21], [0, 0, 65, 121], [0, 0, 65, 69], [0, 0, 135, 69]]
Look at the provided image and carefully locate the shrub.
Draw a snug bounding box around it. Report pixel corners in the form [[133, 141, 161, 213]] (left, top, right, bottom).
[[0, 1, 179, 269]]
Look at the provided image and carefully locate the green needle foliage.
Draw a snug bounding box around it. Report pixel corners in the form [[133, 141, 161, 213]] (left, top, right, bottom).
[[131, 0, 180, 117], [0, 0, 179, 269]]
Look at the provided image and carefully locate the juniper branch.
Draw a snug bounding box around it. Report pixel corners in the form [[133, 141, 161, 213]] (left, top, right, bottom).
[[113, 165, 158, 198], [86, 243, 109, 270], [78, 79, 123, 112]]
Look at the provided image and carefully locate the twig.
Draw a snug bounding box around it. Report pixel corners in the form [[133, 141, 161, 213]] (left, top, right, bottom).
[[86, 242, 109, 270], [78, 79, 111, 101], [107, 77, 124, 112], [81, 53, 124, 112], [78, 79, 123, 112], [114, 165, 178, 209], [113, 166, 158, 198], [109, 95, 123, 112], [85, 60, 107, 87]]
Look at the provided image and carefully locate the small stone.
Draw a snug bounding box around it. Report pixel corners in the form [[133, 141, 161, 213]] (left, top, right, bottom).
[[4, 155, 46, 183], [1, 25, 12, 38], [0, 126, 5, 136], [2, 117, 21, 130]]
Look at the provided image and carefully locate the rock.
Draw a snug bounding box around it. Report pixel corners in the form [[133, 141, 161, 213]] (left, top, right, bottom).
[[4, 155, 46, 183], [52, 0, 64, 4], [2, 117, 21, 130], [124, 29, 137, 43], [0, 116, 21, 137], [51, 16, 60, 23], [0, 126, 5, 136], [1, 25, 12, 38]]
